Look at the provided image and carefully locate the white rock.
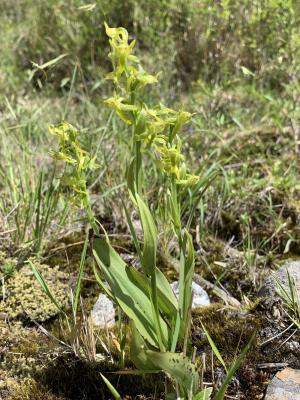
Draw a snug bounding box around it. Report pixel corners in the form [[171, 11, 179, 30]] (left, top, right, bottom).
[[265, 368, 300, 400], [171, 281, 210, 308], [91, 294, 115, 328]]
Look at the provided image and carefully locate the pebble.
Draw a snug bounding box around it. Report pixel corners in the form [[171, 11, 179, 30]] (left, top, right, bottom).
[[265, 368, 300, 400], [171, 281, 210, 308], [91, 294, 115, 327]]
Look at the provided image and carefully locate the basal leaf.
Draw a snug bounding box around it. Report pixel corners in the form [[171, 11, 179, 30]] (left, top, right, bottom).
[[129, 266, 177, 318], [130, 323, 199, 395], [135, 193, 157, 277], [144, 350, 199, 394], [93, 238, 169, 348], [193, 387, 213, 400]]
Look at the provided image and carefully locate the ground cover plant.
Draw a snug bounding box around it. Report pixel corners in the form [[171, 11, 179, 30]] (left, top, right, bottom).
[[1, 1, 300, 399]]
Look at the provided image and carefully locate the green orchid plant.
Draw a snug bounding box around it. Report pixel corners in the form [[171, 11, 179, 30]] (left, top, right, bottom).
[[50, 24, 210, 399]]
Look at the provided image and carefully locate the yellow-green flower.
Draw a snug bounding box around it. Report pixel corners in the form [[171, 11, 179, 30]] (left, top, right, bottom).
[[49, 122, 99, 207], [104, 94, 137, 124]]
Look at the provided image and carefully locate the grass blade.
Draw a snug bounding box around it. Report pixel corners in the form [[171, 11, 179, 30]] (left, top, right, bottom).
[[29, 260, 64, 313], [214, 332, 255, 400], [201, 322, 227, 373], [100, 373, 121, 400]]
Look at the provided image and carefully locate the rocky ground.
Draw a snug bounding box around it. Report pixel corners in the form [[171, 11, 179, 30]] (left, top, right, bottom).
[[0, 227, 299, 399]]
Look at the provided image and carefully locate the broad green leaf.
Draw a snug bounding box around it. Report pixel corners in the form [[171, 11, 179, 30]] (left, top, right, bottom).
[[135, 193, 157, 277], [126, 157, 136, 200], [130, 321, 158, 370], [123, 199, 142, 260], [193, 387, 213, 400], [172, 232, 194, 351], [131, 323, 199, 394], [93, 238, 169, 348], [181, 231, 195, 318], [129, 266, 177, 317], [145, 351, 199, 394], [92, 262, 114, 299], [155, 267, 178, 314]]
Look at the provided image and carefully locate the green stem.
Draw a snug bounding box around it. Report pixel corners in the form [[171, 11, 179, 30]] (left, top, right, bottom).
[[134, 139, 142, 195], [83, 181, 99, 236], [171, 179, 182, 242], [170, 179, 194, 351], [150, 273, 165, 352]]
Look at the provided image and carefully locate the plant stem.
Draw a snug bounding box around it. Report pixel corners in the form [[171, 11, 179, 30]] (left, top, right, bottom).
[[150, 272, 165, 352], [83, 182, 99, 235], [134, 139, 142, 195]]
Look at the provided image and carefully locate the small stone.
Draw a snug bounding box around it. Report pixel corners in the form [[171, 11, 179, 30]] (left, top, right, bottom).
[[265, 368, 300, 400], [171, 281, 210, 308], [91, 294, 115, 327]]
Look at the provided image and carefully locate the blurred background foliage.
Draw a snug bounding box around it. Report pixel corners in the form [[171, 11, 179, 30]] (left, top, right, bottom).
[[1, 0, 300, 258], [1, 0, 300, 94]]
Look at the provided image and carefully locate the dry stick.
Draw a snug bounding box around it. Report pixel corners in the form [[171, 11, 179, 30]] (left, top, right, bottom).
[[259, 323, 293, 346], [256, 362, 289, 369]]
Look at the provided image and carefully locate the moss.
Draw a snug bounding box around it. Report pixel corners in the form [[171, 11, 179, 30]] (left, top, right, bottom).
[[191, 304, 268, 399], [0, 371, 17, 398], [0, 321, 60, 400], [192, 304, 261, 361], [0, 321, 54, 379], [0, 262, 69, 322], [5, 378, 64, 400], [192, 303, 300, 398]]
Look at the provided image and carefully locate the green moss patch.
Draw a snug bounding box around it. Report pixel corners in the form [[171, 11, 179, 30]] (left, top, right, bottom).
[[0, 263, 69, 322]]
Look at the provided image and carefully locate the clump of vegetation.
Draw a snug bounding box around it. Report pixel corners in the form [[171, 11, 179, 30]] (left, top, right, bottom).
[[50, 23, 205, 398], [5, 378, 64, 400], [0, 263, 68, 321], [0, 319, 55, 396], [43, 23, 257, 400]]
